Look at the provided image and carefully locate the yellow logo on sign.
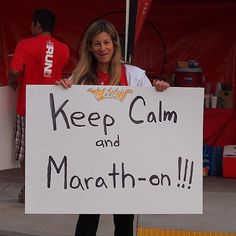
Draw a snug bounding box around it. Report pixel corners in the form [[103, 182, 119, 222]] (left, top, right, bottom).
[[87, 87, 133, 102]]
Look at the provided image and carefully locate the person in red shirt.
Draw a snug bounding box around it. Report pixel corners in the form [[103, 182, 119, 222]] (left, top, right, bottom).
[[8, 9, 70, 203]]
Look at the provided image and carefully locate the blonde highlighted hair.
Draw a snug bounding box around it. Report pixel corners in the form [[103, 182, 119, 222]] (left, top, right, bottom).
[[73, 20, 122, 85]]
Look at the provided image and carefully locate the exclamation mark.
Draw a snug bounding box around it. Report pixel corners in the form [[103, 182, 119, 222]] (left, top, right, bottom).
[[183, 158, 189, 188], [177, 157, 194, 189], [177, 157, 182, 187], [188, 161, 194, 189]]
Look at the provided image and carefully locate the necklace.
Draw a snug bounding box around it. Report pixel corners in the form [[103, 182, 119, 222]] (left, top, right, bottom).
[[97, 71, 109, 85]]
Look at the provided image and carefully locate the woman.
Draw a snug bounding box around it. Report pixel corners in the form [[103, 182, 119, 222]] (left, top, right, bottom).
[[57, 19, 169, 236]]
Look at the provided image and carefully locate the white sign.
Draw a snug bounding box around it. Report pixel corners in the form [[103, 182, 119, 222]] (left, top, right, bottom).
[[26, 85, 204, 214], [0, 86, 19, 170]]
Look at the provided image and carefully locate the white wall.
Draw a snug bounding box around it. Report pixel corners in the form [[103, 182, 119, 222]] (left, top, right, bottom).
[[0, 86, 19, 170]]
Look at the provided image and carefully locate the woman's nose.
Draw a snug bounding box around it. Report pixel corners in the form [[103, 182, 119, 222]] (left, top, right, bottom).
[[99, 43, 106, 50]]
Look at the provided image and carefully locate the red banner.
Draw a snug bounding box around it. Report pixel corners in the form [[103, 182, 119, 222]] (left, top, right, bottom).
[[134, 0, 153, 47]]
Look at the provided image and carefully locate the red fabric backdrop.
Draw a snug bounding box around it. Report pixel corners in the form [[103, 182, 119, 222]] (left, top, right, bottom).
[[204, 109, 236, 146], [133, 0, 236, 90], [0, 0, 126, 84], [0, 0, 236, 146]]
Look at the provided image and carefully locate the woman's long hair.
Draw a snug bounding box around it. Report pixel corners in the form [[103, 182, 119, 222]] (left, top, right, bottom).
[[73, 20, 122, 85]]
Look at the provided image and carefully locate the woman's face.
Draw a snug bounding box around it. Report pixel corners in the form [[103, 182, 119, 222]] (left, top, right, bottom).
[[90, 31, 114, 66]]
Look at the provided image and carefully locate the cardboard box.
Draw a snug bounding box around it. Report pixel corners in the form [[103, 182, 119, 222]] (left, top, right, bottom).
[[176, 61, 188, 68], [223, 145, 236, 178], [218, 91, 234, 109]]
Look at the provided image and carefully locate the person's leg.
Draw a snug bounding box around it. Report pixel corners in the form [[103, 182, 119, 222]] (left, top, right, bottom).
[[113, 214, 134, 236], [15, 115, 25, 203], [74, 214, 100, 236], [18, 160, 25, 203]]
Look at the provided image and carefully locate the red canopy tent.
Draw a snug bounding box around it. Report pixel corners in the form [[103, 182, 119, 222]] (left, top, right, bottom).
[[1, 0, 236, 145]]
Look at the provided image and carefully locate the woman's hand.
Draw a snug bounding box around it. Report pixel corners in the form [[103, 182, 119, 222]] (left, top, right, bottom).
[[55, 79, 73, 89], [153, 80, 170, 92]]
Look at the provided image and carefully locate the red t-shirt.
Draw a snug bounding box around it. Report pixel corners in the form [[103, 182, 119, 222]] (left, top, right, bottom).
[[10, 34, 70, 116], [97, 64, 128, 85]]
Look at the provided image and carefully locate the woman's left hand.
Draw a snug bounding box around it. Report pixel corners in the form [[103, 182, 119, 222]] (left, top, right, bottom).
[[153, 80, 170, 92]]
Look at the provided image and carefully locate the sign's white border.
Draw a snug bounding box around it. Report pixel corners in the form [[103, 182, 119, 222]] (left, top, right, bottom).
[[26, 85, 204, 214]]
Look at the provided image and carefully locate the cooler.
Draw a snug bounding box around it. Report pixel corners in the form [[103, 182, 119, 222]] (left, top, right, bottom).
[[223, 145, 236, 178], [174, 67, 204, 87]]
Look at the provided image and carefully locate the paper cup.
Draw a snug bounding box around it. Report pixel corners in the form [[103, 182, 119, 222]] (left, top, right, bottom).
[[211, 96, 218, 108], [204, 94, 211, 108]]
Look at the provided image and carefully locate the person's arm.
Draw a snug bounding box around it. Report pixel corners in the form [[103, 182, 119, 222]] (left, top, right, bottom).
[[8, 40, 25, 90], [8, 68, 19, 90]]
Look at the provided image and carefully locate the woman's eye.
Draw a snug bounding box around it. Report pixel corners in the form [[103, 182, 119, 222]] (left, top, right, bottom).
[[93, 43, 101, 48]]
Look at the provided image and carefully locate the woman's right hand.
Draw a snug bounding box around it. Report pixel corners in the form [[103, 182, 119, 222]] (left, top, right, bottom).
[[55, 79, 73, 89]]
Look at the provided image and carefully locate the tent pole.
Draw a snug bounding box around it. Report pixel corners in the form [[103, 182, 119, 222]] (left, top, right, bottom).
[[125, 0, 130, 62]]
